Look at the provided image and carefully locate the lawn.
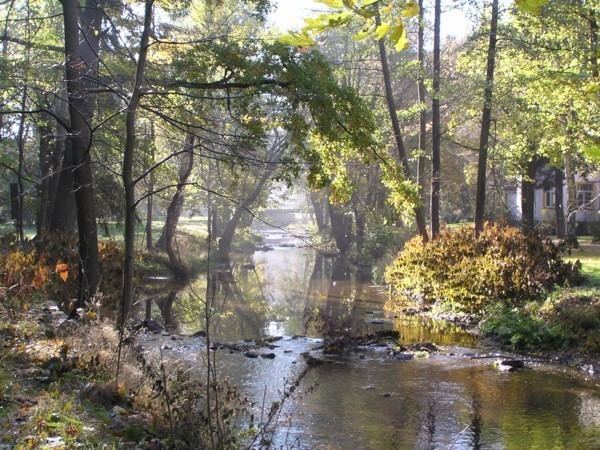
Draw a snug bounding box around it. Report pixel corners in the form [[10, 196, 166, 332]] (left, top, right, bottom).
[[564, 238, 600, 287], [0, 217, 209, 242]]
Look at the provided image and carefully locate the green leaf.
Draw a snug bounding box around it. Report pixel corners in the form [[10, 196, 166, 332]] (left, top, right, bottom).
[[352, 29, 371, 40], [277, 31, 316, 48], [327, 11, 353, 26], [583, 144, 600, 163], [515, 0, 548, 15], [356, 1, 378, 18], [342, 0, 355, 8], [402, 1, 419, 18], [390, 23, 408, 51], [375, 23, 390, 40], [315, 0, 344, 8], [305, 11, 352, 32], [304, 15, 330, 32]]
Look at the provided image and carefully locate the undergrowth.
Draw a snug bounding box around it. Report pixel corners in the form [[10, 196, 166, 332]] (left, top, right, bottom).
[[482, 288, 600, 353]]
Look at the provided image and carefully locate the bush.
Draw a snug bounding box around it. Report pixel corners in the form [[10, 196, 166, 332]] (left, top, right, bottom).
[[0, 234, 125, 312], [385, 222, 581, 314]]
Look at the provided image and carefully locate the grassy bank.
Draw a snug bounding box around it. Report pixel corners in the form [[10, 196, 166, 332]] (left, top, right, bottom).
[[481, 241, 600, 359], [0, 305, 166, 447]]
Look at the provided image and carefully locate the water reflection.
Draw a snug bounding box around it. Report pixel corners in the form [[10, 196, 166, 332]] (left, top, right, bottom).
[[275, 362, 600, 449], [162, 247, 473, 346]]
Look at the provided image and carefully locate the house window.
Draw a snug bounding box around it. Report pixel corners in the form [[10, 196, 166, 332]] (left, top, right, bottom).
[[543, 189, 555, 208], [577, 183, 594, 208]]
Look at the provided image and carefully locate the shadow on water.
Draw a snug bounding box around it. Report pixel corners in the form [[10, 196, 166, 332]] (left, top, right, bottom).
[[141, 244, 600, 449]]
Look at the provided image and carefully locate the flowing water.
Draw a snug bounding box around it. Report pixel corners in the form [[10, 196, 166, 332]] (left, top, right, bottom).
[[140, 230, 600, 449]]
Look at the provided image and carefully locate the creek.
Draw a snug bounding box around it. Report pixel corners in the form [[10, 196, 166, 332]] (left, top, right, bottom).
[[140, 229, 600, 449]]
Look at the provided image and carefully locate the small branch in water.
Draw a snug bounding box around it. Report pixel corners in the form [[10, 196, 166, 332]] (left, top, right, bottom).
[[447, 423, 472, 449], [469, 354, 554, 364]]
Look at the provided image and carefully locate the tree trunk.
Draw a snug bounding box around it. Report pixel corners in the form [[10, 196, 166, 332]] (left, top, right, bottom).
[[49, 138, 77, 233], [37, 117, 53, 236], [120, 0, 154, 328], [328, 201, 352, 255], [146, 123, 155, 250], [431, 0, 441, 238], [158, 134, 194, 279], [375, 11, 428, 243], [48, 97, 76, 234], [564, 153, 578, 246], [554, 168, 565, 238], [15, 88, 27, 243], [310, 190, 328, 233], [521, 156, 538, 230], [591, 8, 598, 78], [211, 207, 219, 240], [62, 0, 104, 307], [417, 0, 427, 232], [217, 177, 268, 260], [146, 187, 154, 250], [351, 196, 366, 255], [474, 0, 499, 236], [217, 141, 285, 260]]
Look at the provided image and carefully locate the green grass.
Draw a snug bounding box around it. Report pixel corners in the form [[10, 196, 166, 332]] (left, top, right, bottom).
[[444, 222, 474, 230], [0, 217, 209, 242], [0, 223, 36, 239], [564, 240, 600, 287]]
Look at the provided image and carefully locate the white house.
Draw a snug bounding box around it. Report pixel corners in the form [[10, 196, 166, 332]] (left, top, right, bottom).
[[506, 168, 600, 229]]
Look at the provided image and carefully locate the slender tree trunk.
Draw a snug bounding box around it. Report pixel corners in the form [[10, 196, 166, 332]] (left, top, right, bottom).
[[417, 0, 427, 231], [146, 185, 154, 250], [146, 123, 155, 250], [62, 0, 104, 307], [431, 0, 441, 238], [120, 0, 154, 328], [564, 153, 578, 246], [37, 117, 53, 236], [591, 8, 598, 77], [15, 89, 27, 243], [0, 42, 6, 136], [351, 196, 366, 255], [376, 11, 428, 243], [474, 0, 499, 236], [554, 168, 565, 238]]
